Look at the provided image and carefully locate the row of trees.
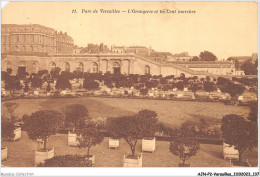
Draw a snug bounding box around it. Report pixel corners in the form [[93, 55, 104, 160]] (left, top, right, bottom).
[[3, 67, 251, 102]]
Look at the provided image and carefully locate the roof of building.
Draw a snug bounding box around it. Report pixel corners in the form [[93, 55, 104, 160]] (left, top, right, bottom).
[[128, 46, 148, 49], [2, 24, 56, 31]]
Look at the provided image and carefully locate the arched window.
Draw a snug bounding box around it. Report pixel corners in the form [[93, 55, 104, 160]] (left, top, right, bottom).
[[30, 46, 33, 52], [76, 62, 84, 72], [22, 46, 26, 51], [113, 62, 120, 75], [145, 65, 150, 75], [15, 46, 18, 51], [6, 61, 11, 69], [17, 61, 26, 74], [50, 62, 56, 70], [92, 62, 98, 73], [32, 61, 40, 73], [64, 62, 70, 72]]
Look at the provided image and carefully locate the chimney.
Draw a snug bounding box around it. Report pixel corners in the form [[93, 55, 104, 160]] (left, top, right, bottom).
[[100, 43, 104, 53]]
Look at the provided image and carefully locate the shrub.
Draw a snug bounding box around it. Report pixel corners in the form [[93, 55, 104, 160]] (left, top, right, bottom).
[[64, 104, 89, 132], [38, 155, 92, 167], [23, 110, 64, 150], [221, 114, 257, 162], [169, 137, 200, 165], [106, 109, 158, 157], [77, 121, 104, 159]]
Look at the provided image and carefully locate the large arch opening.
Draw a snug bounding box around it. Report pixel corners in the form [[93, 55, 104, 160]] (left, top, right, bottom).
[[5, 61, 12, 74], [76, 62, 84, 72], [18, 61, 26, 74], [50, 62, 56, 70], [92, 62, 98, 73], [113, 62, 121, 75], [32, 61, 40, 73], [144, 65, 150, 75], [64, 62, 70, 72]]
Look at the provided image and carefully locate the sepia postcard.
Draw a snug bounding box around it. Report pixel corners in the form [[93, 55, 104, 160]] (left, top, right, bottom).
[[0, 1, 259, 176]]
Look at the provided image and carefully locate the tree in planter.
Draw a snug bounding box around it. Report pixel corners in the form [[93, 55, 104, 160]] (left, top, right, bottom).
[[31, 76, 43, 89], [76, 121, 104, 160], [169, 137, 200, 166], [136, 110, 158, 138], [248, 101, 258, 122], [221, 114, 257, 163], [46, 83, 51, 93], [106, 110, 159, 157], [203, 81, 214, 95], [55, 75, 72, 90], [38, 155, 92, 167], [23, 82, 30, 93], [64, 104, 89, 132], [2, 102, 19, 124], [23, 110, 64, 151], [1, 118, 15, 144], [225, 83, 245, 102], [83, 78, 100, 90], [175, 81, 184, 91], [140, 88, 148, 96], [4, 76, 22, 94], [191, 83, 200, 97]]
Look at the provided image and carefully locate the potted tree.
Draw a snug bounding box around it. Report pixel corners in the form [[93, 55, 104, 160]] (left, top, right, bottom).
[[169, 137, 200, 167], [1, 119, 15, 161], [106, 109, 158, 167], [2, 102, 21, 141], [106, 118, 120, 149], [221, 114, 257, 166], [23, 110, 64, 166], [76, 120, 104, 165], [138, 110, 158, 152], [64, 104, 89, 146]]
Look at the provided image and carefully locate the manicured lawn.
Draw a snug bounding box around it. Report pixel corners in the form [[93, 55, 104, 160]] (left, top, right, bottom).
[[3, 131, 257, 167], [2, 97, 250, 127]]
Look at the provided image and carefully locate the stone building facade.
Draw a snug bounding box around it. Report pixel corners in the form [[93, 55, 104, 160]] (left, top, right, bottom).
[[1, 24, 241, 78], [1, 24, 74, 55], [56, 32, 74, 54], [2, 53, 238, 78]]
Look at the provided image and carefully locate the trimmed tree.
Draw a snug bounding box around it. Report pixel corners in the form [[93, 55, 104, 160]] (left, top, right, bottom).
[[76, 121, 104, 160], [55, 76, 72, 90], [23, 110, 64, 151], [169, 137, 200, 166], [225, 83, 245, 101], [31, 76, 43, 89], [4, 76, 22, 94], [221, 114, 258, 162], [203, 81, 214, 95], [248, 101, 258, 122], [46, 83, 51, 93], [83, 78, 100, 90], [50, 67, 61, 80], [191, 83, 200, 96], [106, 109, 158, 157], [23, 82, 30, 93], [1, 118, 15, 144], [64, 104, 89, 132]]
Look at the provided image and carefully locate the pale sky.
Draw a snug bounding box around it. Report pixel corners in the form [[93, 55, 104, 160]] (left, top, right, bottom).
[[2, 1, 258, 59]]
